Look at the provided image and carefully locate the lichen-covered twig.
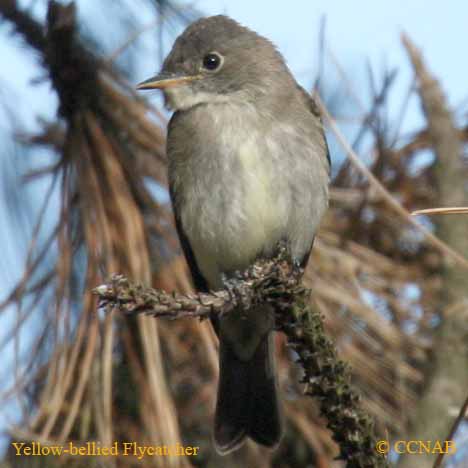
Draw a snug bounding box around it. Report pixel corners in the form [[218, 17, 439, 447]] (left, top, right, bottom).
[[94, 248, 388, 467], [94, 249, 305, 320]]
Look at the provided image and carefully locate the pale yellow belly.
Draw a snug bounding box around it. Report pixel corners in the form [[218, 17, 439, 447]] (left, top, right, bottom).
[[184, 139, 287, 288]]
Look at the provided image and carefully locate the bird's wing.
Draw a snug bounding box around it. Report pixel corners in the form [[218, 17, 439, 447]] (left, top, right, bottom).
[[169, 186, 210, 293], [293, 85, 331, 269], [296, 84, 331, 169], [170, 184, 221, 334], [167, 113, 218, 333]]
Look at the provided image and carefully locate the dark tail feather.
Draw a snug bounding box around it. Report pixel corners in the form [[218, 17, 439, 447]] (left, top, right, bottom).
[[214, 334, 282, 454], [248, 334, 282, 447], [213, 340, 250, 453]]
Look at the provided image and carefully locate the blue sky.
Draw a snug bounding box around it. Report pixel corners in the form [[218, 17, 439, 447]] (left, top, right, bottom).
[[0, 0, 467, 460], [2, 0, 468, 132], [195, 0, 467, 105]]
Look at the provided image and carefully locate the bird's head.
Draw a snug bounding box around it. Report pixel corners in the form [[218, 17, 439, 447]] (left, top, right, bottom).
[[137, 15, 293, 111]]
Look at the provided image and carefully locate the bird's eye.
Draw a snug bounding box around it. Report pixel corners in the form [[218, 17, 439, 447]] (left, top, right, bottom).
[[202, 52, 222, 71]]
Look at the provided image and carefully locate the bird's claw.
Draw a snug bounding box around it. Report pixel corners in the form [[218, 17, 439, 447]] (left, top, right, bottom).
[[221, 272, 251, 310]]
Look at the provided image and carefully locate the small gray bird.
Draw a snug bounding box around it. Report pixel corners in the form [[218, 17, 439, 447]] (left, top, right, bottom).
[[138, 15, 330, 454]]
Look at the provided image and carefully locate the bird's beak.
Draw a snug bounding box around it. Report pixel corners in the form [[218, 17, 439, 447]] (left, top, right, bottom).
[[137, 72, 202, 90]]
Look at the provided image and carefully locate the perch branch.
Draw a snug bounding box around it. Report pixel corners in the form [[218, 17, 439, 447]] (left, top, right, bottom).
[[94, 248, 388, 467]]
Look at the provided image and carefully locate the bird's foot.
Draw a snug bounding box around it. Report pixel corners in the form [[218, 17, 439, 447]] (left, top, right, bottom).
[[221, 272, 252, 311]]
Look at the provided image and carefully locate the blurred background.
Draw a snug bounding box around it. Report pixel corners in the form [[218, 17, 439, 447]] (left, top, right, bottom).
[[0, 0, 467, 467]]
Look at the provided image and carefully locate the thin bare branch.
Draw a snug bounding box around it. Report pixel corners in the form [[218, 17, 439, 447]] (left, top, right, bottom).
[[433, 393, 468, 468], [413, 207, 468, 216]]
